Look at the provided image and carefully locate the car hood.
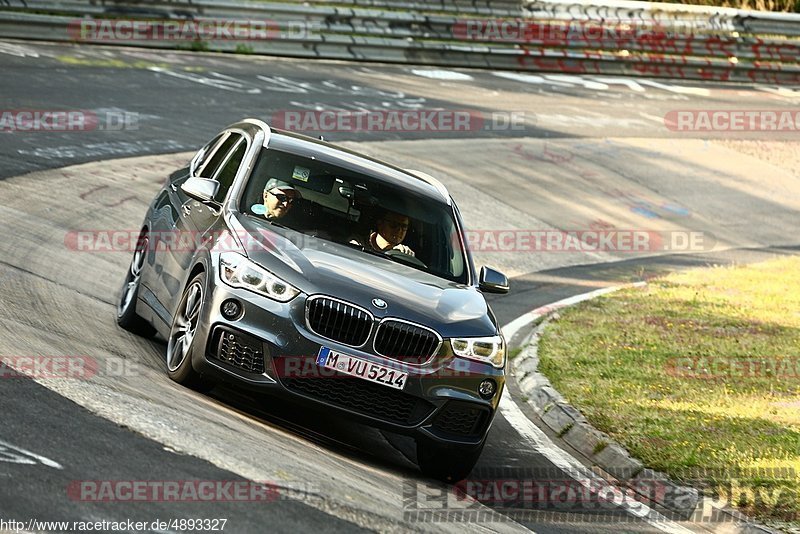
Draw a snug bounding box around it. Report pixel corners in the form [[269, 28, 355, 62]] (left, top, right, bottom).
[[232, 215, 496, 335]]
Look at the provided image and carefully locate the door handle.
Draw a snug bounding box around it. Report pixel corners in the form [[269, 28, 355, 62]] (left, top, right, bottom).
[[182, 204, 192, 217]]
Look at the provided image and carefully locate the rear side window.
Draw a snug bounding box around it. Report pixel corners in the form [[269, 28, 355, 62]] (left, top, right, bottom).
[[192, 133, 224, 174], [199, 134, 241, 178], [213, 140, 247, 201]]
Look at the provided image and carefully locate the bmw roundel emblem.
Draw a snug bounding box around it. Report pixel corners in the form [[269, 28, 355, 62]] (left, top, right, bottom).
[[372, 298, 387, 310]]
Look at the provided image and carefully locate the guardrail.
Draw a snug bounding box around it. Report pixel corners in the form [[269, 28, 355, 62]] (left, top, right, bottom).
[[1, 0, 798, 83]]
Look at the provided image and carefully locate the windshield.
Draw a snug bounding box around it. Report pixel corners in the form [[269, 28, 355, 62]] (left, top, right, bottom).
[[239, 146, 468, 284]]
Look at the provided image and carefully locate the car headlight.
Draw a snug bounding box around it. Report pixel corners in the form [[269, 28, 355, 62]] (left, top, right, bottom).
[[450, 335, 505, 369], [219, 252, 299, 302]]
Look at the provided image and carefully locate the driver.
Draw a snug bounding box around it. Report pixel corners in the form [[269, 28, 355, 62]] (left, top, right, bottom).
[[356, 210, 415, 257], [262, 178, 302, 220]]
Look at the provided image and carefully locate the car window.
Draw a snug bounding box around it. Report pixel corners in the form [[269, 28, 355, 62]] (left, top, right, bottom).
[[213, 140, 247, 201], [199, 133, 241, 179], [240, 147, 467, 284], [192, 133, 225, 175]]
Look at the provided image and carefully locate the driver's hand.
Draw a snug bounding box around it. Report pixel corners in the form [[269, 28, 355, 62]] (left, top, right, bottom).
[[393, 244, 415, 257]]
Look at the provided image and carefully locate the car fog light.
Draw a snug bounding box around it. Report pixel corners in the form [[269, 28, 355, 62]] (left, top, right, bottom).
[[478, 379, 496, 399], [221, 299, 242, 320]]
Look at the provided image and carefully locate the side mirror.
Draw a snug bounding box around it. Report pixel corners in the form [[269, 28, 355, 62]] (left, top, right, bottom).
[[181, 177, 219, 203], [479, 266, 509, 294]]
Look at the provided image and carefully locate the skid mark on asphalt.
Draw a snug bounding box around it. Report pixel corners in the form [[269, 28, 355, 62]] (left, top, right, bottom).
[[78, 185, 139, 208], [79, 184, 109, 200]]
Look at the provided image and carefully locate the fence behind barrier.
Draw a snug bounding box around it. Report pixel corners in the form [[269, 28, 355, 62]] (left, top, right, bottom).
[[1, 0, 798, 83]]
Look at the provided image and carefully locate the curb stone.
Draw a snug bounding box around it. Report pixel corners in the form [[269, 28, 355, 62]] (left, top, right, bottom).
[[510, 314, 782, 532]]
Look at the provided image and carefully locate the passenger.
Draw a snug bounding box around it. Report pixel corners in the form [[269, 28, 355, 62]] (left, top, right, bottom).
[[262, 179, 301, 220], [354, 210, 415, 257]]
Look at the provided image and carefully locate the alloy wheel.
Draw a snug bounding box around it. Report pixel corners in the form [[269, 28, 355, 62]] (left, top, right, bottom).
[[166, 281, 203, 372]]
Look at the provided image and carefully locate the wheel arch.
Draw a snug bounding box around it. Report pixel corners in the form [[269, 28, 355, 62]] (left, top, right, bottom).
[[188, 262, 206, 285]]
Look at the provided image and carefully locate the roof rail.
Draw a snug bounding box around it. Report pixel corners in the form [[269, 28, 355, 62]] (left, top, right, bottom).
[[241, 118, 272, 146]]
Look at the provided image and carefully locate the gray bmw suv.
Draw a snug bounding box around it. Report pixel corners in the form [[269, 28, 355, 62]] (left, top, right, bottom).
[[117, 119, 509, 481]]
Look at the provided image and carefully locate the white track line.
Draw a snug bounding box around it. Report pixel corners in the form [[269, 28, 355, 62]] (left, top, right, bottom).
[[500, 283, 694, 534], [0, 438, 63, 469]]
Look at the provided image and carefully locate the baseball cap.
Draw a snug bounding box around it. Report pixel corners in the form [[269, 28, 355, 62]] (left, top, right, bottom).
[[264, 178, 301, 197]]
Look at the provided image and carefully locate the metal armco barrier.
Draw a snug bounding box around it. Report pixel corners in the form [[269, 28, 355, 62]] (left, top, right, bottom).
[[1, 0, 799, 83]]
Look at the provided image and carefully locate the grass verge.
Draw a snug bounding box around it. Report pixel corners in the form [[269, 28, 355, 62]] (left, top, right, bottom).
[[538, 256, 800, 524]]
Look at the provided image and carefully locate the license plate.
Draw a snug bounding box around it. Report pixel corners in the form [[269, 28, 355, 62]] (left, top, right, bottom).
[[316, 347, 408, 390]]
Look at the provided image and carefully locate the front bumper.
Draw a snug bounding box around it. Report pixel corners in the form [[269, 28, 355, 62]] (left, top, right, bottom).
[[190, 274, 505, 446]]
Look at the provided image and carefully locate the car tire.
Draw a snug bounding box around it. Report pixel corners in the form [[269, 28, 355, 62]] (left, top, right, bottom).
[[416, 437, 485, 483], [116, 232, 156, 337], [166, 271, 215, 392]]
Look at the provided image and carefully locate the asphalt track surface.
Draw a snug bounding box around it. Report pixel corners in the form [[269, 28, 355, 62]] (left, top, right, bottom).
[[1, 39, 798, 533]]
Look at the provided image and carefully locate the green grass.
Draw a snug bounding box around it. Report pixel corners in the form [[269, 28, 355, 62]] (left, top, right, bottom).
[[508, 346, 524, 360], [538, 256, 800, 523]]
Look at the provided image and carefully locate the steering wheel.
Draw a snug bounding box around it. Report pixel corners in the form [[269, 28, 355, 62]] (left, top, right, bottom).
[[385, 249, 427, 269]]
